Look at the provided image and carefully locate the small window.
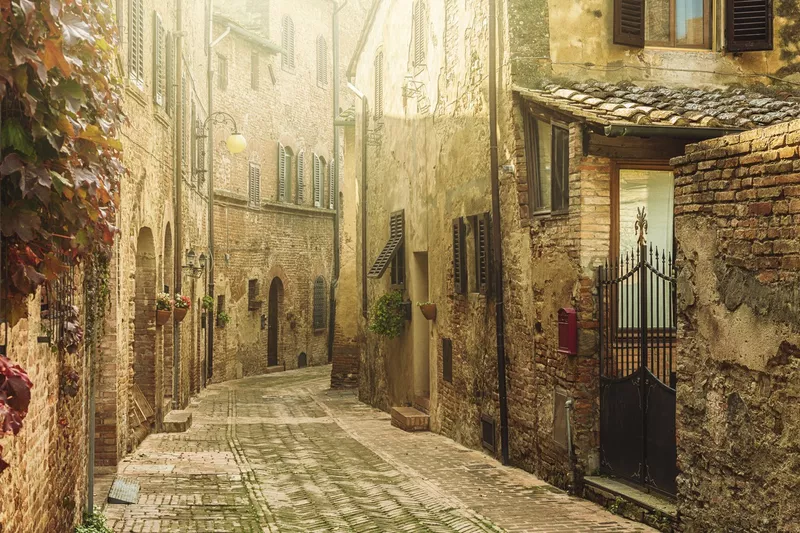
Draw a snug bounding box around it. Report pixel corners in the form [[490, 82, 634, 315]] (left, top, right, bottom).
[[313, 277, 326, 330], [442, 338, 452, 383], [413, 0, 426, 66], [251, 52, 260, 90], [248, 279, 262, 310], [218, 55, 228, 90], [374, 50, 383, 120], [281, 16, 295, 70], [216, 295, 226, 326], [316, 36, 328, 87], [248, 162, 261, 207], [523, 112, 569, 214], [646, 0, 711, 48], [390, 225, 405, 287]]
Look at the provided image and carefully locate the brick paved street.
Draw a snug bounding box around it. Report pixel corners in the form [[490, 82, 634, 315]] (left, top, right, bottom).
[[103, 366, 654, 532]]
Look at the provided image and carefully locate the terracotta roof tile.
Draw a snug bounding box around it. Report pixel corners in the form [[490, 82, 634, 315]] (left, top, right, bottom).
[[516, 80, 800, 129]]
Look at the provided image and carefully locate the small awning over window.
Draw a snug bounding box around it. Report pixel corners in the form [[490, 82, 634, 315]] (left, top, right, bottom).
[[368, 211, 404, 278]]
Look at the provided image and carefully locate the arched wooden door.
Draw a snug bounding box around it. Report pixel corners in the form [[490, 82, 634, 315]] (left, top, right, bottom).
[[267, 278, 282, 367]]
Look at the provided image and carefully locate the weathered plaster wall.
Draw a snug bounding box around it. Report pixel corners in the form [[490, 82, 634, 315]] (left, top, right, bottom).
[[672, 120, 800, 532]]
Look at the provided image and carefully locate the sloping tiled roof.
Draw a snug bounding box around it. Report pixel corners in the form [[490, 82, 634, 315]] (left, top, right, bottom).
[[515, 81, 800, 130]]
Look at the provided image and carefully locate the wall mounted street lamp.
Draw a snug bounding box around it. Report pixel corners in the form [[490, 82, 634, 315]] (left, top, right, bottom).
[[183, 249, 207, 278], [197, 111, 248, 157]]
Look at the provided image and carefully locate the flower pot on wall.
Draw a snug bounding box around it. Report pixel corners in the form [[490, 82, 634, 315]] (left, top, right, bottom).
[[156, 309, 171, 326], [174, 307, 188, 323], [418, 303, 437, 321]]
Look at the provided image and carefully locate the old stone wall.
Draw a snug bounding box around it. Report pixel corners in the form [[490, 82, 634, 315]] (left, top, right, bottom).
[[671, 120, 800, 532]]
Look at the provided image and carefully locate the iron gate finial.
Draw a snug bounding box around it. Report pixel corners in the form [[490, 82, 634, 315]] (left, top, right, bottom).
[[635, 207, 648, 247]]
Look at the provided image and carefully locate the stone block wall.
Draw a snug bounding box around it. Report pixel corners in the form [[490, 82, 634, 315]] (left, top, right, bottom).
[[671, 120, 800, 532]]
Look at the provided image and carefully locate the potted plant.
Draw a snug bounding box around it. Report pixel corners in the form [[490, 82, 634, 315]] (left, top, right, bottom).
[[217, 310, 231, 328], [156, 293, 173, 326], [202, 295, 214, 312], [369, 290, 407, 338], [174, 294, 191, 323], [417, 301, 437, 321]]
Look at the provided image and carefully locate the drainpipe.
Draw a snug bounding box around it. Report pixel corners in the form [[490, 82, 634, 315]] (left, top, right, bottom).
[[488, 0, 510, 466], [565, 398, 576, 492], [346, 82, 368, 319], [173, 0, 184, 410], [327, 0, 347, 363]]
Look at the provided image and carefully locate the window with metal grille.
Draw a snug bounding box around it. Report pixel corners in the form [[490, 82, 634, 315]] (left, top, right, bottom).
[[282, 16, 295, 70], [316, 36, 327, 87], [297, 150, 305, 204], [248, 279, 262, 310], [452, 217, 466, 295], [442, 338, 452, 383], [128, 0, 145, 84], [313, 277, 326, 330], [368, 211, 404, 279], [249, 162, 261, 207], [374, 50, 383, 120], [313, 154, 323, 208], [523, 110, 569, 214], [413, 0, 426, 67], [218, 55, 228, 90], [251, 51, 260, 90], [153, 12, 165, 105], [166, 33, 175, 115]]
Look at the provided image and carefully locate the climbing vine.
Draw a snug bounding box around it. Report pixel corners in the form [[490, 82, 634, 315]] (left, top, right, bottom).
[[0, 0, 125, 473], [369, 290, 406, 338]]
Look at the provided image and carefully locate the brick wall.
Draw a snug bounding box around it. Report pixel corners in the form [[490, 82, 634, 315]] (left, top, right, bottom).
[[671, 120, 800, 532]]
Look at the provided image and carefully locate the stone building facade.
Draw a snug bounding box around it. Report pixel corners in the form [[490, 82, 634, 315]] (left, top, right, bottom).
[[0, 0, 212, 530], [672, 120, 800, 532], [209, 0, 367, 381], [346, 0, 799, 517]]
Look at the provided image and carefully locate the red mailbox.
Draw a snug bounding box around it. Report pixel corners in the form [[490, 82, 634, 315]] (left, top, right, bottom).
[[558, 307, 578, 356]]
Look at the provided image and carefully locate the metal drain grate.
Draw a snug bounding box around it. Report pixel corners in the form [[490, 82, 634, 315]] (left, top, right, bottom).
[[107, 478, 140, 505]]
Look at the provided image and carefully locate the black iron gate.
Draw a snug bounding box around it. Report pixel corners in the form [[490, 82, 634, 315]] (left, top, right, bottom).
[[598, 230, 677, 496]]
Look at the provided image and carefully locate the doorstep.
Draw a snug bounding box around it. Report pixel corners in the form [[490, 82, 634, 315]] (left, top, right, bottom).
[[390, 406, 430, 432], [583, 476, 677, 531], [162, 410, 192, 433]]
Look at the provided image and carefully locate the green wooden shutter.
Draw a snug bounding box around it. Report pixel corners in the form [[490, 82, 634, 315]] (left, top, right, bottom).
[[278, 143, 286, 201]]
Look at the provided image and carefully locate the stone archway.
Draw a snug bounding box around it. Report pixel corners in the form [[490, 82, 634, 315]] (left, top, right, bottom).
[[267, 277, 284, 368], [132, 227, 157, 447], [162, 224, 173, 405]]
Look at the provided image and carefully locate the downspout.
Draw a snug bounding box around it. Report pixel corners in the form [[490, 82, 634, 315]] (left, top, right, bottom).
[[488, 0, 510, 465], [327, 0, 347, 363], [173, 0, 184, 410]]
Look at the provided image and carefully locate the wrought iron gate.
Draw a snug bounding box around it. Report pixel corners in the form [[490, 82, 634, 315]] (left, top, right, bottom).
[[598, 230, 677, 496]]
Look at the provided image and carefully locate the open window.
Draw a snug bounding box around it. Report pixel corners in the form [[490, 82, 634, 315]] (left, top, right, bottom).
[[368, 211, 404, 283], [523, 110, 569, 215]]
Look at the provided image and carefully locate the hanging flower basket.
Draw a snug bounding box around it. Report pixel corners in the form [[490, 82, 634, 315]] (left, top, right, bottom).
[[417, 302, 437, 321], [174, 294, 191, 323], [156, 309, 171, 326]]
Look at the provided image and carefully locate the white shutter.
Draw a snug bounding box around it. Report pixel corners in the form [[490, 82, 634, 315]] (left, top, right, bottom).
[[374, 51, 383, 119], [129, 0, 145, 83], [328, 163, 334, 210], [282, 17, 295, 69], [278, 143, 286, 201], [414, 1, 425, 66], [313, 154, 322, 207], [297, 150, 305, 203], [153, 12, 164, 105]]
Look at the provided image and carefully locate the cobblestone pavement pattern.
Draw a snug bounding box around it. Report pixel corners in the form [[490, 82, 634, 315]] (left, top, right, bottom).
[[105, 366, 654, 532]]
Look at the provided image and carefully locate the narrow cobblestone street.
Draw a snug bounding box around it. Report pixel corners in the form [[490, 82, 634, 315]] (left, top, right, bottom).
[[103, 366, 653, 532]]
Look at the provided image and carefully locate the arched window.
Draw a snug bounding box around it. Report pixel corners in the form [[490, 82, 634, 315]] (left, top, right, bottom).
[[316, 36, 327, 86], [374, 49, 383, 120], [281, 16, 295, 70], [313, 277, 326, 330]]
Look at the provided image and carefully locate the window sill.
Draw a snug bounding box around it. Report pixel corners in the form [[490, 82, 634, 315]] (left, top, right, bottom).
[[644, 45, 714, 53], [531, 208, 569, 219], [125, 83, 147, 106]]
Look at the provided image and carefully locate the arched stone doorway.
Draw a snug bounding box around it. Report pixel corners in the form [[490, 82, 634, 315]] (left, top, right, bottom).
[[267, 277, 283, 367], [162, 224, 173, 405], [132, 227, 157, 447]]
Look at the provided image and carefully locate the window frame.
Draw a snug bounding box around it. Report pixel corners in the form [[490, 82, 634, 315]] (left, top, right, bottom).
[[645, 0, 713, 50], [524, 110, 570, 216]]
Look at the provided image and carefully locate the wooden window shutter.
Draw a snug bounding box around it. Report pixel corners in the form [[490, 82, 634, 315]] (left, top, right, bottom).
[[313, 154, 322, 207], [313, 277, 326, 329], [278, 143, 287, 201], [317, 36, 327, 86], [218, 55, 228, 90], [166, 33, 174, 116], [297, 150, 305, 203], [413, 1, 425, 66], [726, 0, 773, 52], [374, 51, 383, 120], [153, 13, 164, 105], [368, 211, 404, 278], [442, 338, 452, 383], [128, 0, 145, 82], [328, 163, 335, 210], [613, 0, 645, 48], [552, 125, 570, 212], [251, 52, 260, 90], [196, 117, 206, 180], [477, 213, 491, 296], [249, 163, 261, 206], [282, 17, 295, 69], [452, 217, 466, 295], [181, 73, 187, 164], [190, 101, 197, 177]]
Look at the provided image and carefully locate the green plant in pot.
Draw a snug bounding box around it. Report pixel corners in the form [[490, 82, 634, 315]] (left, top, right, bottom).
[[369, 290, 406, 338], [217, 310, 231, 328], [155, 292, 173, 326], [202, 295, 214, 311]]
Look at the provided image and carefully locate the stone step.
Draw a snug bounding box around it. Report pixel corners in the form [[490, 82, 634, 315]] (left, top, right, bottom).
[[583, 476, 677, 531], [390, 406, 430, 432], [162, 410, 192, 433], [413, 396, 430, 414]]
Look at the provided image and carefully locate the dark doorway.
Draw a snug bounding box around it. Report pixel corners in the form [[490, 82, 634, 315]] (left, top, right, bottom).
[[267, 277, 283, 367], [298, 352, 307, 368]]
